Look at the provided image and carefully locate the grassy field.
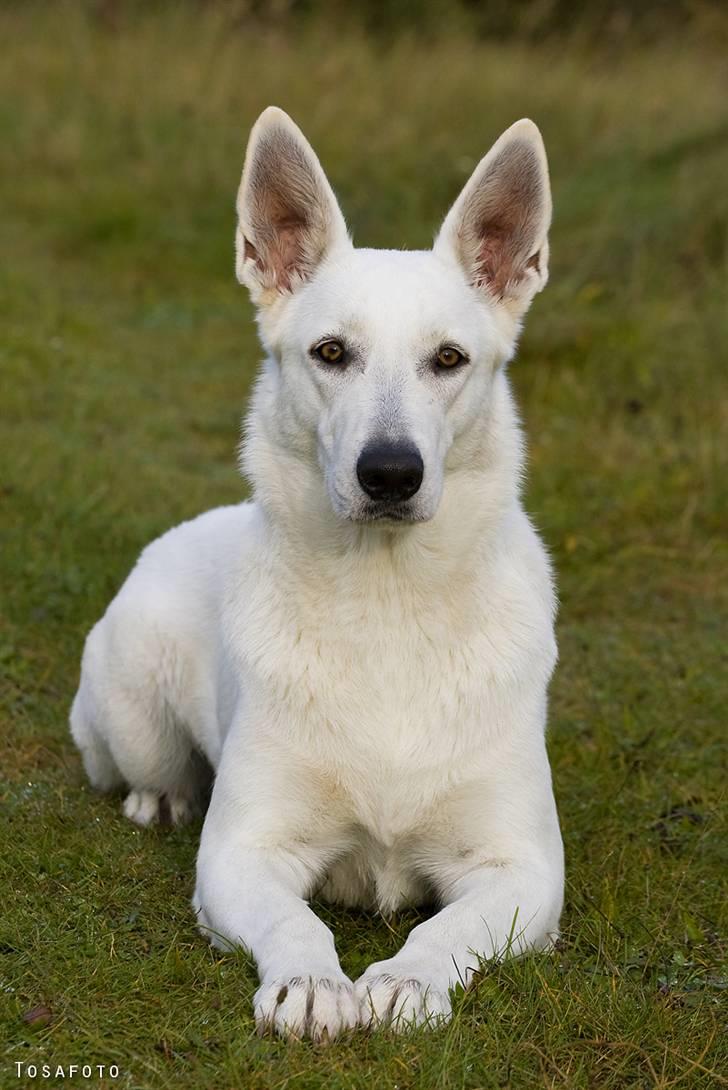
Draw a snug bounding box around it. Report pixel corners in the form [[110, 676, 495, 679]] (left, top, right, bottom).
[[1, 5, 727, 1088]]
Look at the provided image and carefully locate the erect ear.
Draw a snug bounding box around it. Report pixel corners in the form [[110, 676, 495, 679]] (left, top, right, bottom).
[[434, 119, 552, 319], [235, 107, 350, 305]]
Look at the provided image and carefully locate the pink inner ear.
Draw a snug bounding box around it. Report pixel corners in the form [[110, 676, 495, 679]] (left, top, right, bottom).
[[245, 219, 308, 293], [475, 229, 512, 298], [474, 226, 540, 299], [275, 222, 306, 291]]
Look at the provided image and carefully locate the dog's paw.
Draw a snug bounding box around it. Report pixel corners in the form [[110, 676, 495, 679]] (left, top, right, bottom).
[[355, 966, 451, 1031], [122, 789, 194, 827], [254, 975, 359, 1041]]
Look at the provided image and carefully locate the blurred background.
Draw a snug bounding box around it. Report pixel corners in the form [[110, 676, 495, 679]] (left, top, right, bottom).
[[1, 3, 726, 1087]]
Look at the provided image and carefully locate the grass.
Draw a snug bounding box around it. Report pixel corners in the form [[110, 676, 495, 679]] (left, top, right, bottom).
[[1, 5, 727, 1088]]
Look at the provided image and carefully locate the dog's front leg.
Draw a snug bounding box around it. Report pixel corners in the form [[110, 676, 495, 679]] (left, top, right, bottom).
[[194, 758, 358, 1041], [356, 860, 562, 1030], [356, 747, 564, 1030]]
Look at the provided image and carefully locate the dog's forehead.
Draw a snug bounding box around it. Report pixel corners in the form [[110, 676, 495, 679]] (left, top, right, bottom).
[[291, 248, 490, 345]]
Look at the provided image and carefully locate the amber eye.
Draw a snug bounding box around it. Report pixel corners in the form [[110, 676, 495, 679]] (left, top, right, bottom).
[[314, 340, 346, 364], [436, 346, 465, 369]]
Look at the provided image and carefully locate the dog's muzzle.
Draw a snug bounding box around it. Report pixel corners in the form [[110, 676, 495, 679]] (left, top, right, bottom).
[[356, 441, 424, 504]]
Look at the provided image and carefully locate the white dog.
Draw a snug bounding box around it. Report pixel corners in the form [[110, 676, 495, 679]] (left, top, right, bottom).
[[70, 107, 564, 1040]]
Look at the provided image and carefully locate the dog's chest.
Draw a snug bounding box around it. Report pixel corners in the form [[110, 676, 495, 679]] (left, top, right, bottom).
[[317, 820, 436, 914], [239, 564, 504, 775]]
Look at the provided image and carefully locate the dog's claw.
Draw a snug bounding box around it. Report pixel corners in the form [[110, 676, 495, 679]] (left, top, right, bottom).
[[355, 970, 451, 1031], [254, 976, 359, 1041]]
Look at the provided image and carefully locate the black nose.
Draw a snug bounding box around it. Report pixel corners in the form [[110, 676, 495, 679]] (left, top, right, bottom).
[[356, 441, 424, 503]]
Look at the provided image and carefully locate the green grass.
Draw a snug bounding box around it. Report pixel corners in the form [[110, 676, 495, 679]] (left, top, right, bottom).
[[1, 5, 727, 1088]]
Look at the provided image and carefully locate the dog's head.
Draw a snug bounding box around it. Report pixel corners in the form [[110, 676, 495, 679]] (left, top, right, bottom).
[[236, 107, 551, 526]]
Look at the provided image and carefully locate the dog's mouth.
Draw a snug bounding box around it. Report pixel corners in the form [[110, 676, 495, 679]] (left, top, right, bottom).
[[330, 485, 430, 526], [355, 502, 425, 525]]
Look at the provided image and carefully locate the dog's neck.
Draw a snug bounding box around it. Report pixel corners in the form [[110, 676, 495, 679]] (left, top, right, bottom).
[[242, 369, 524, 591]]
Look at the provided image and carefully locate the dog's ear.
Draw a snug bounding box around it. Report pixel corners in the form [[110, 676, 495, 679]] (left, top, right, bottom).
[[434, 120, 551, 319], [236, 107, 350, 305]]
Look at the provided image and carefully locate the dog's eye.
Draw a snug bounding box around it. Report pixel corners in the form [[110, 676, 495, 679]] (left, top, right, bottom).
[[314, 340, 346, 365], [436, 346, 466, 369]]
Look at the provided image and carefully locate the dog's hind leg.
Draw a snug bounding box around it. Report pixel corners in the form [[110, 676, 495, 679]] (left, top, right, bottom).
[[70, 685, 124, 795], [71, 619, 212, 827], [102, 688, 209, 828]]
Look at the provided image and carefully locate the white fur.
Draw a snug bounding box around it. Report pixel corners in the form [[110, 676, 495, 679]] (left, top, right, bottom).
[[70, 107, 563, 1039]]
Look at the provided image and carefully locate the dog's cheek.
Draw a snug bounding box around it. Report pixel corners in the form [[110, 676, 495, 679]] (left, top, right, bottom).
[[451, 368, 495, 439], [274, 357, 326, 446], [420, 468, 446, 521]]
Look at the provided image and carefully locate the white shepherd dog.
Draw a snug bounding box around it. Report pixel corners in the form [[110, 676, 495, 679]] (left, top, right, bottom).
[[71, 107, 564, 1040]]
